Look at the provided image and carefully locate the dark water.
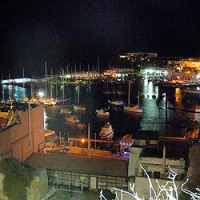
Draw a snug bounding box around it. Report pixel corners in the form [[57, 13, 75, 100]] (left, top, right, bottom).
[[2, 79, 200, 142]]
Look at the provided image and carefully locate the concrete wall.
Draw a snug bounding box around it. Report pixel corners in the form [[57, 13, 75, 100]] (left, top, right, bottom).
[[138, 157, 186, 176], [0, 105, 45, 161], [0, 129, 12, 158]]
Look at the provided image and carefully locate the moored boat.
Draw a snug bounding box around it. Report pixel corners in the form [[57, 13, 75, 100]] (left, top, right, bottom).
[[124, 88, 143, 113], [60, 108, 72, 114], [99, 122, 114, 139], [73, 104, 86, 111], [77, 123, 86, 130], [108, 100, 124, 106], [184, 87, 200, 96], [124, 105, 143, 113], [96, 108, 109, 116], [66, 115, 80, 124]]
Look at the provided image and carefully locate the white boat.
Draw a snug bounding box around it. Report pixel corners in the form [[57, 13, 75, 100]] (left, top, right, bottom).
[[40, 98, 57, 106], [99, 122, 114, 139], [73, 85, 86, 111], [21, 96, 29, 103], [77, 123, 86, 130], [29, 97, 40, 105], [108, 100, 124, 106], [73, 104, 86, 111], [124, 83, 143, 113], [124, 105, 143, 113], [96, 108, 109, 116], [66, 115, 80, 124], [60, 108, 72, 114]]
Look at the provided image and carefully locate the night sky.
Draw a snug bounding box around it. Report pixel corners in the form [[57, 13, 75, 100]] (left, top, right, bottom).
[[0, 0, 200, 78]]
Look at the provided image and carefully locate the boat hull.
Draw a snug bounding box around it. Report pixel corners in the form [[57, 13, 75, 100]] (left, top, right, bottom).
[[124, 106, 143, 113]]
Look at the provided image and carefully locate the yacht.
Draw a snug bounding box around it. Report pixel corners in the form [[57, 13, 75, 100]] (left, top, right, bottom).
[[96, 108, 109, 116], [73, 104, 86, 111], [60, 108, 72, 114], [66, 115, 80, 124], [99, 122, 114, 139], [108, 100, 124, 106], [124, 86, 143, 113]]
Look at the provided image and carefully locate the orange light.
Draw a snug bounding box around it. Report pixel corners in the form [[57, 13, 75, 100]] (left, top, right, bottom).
[[81, 139, 85, 143]]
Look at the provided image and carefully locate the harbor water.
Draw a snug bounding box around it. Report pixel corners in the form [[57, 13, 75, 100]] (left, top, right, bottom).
[[1, 79, 200, 142]]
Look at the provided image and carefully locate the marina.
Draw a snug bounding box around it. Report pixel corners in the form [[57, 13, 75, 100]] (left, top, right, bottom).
[[1, 75, 200, 146]]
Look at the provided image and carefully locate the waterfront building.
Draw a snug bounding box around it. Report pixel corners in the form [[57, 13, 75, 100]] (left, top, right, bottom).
[[128, 146, 186, 199], [0, 105, 45, 161], [119, 52, 158, 61]]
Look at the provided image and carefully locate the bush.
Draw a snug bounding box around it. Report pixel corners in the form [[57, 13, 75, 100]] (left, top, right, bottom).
[[0, 158, 33, 200]]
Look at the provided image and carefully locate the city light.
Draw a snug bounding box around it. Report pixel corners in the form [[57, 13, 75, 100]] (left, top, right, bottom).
[[38, 91, 44, 97]]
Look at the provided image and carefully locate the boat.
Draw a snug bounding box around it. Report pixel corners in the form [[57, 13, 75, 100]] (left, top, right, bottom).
[[124, 84, 143, 113], [99, 122, 114, 139], [184, 87, 200, 96], [21, 96, 29, 103], [39, 97, 57, 106], [73, 104, 86, 111], [60, 108, 72, 114], [96, 108, 109, 116], [29, 97, 40, 105], [108, 100, 124, 106], [73, 85, 86, 111], [108, 89, 124, 106], [66, 115, 80, 124], [77, 123, 86, 130], [43, 98, 57, 106]]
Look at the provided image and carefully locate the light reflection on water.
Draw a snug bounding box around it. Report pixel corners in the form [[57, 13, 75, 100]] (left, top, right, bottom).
[[1, 79, 200, 139]]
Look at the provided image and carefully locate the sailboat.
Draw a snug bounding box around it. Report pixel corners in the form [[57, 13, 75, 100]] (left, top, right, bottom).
[[1, 75, 6, 104], [6, 74, 14, 106], [73, 85, 86, 111], [124, 82, 143, 113], [108, 90, 124, 106], [21, 68, 29, 103]]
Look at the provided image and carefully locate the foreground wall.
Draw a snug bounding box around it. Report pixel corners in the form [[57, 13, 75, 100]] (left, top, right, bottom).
[[0, 105, 45, 161]]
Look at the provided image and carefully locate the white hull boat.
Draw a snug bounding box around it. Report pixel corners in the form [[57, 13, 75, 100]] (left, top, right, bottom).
[[66, 115, 80, 123], [124, 105, 143, 113], [60, 108, 72, 114], [99, 122, 114, 139], [108, 100, 124, 106], [124, 82, 143, 113], [73, 104, 86, 111], [96, 108, 109, 116]]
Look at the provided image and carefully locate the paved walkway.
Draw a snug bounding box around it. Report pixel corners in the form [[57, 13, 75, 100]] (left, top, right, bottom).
[[61, 145, 129, 161]]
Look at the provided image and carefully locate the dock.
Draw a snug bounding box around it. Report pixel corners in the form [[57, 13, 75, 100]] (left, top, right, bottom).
[[68, 137, 114, 144]]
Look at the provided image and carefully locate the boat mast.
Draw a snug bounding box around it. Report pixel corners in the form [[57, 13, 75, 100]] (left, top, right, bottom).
[[1, 74, 4, 102], [137, 91, 140, 106], [62, 70, 65, 105], [45, 61, 48, 97], [23, 68, 25, 89], [8, 73, 11, 99], [78, 85, 80, 104], [50, 68, 53, 99], [128, 81, 131, 106]]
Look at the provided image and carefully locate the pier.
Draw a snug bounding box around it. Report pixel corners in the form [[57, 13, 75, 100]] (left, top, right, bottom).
[[68, 137, 114, 144]]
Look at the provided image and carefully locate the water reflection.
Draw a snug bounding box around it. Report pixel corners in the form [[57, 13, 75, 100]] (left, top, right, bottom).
[[1, 80, 200, 139]]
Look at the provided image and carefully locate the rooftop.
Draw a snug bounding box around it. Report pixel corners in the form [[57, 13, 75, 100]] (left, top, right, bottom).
[[25, 153, 128, 177]]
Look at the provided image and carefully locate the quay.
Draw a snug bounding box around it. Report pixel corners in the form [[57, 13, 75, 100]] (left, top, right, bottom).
[[68, 137, 114, 144]]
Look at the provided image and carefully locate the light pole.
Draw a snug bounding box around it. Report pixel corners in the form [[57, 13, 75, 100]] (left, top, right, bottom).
[[88, 123, 91, 158]]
